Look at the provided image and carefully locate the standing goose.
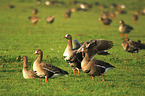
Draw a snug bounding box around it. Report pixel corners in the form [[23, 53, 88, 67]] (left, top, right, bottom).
[[46, 16, 55, 24], [63, 34, 111, 75], [119, 20, 133, 38], [21, 56, 40, 79], [33, 49, 69, 83], [99, 17, 112, 27], [121, 38, 145, 56], [32, 9, 38, 16], [28, 16, 40, 25], [132, 14, 138, 23], [78, 40, 114, 81], [63, 34, 83, 75]]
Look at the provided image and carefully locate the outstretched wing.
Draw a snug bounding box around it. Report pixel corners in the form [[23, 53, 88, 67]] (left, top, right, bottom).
[[72, 39, 81, 50], [78, 39, 113, 59]]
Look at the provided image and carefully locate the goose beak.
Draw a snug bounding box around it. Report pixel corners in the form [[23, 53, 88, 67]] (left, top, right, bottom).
[[33, 51, 38, 54], [62, 36, 66, 38]]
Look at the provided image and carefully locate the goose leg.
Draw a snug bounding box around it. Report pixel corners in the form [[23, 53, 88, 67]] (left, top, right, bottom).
[[120, 34, 124, 37], [73, 69, 75, 75], [92, 76, 95, 81], [131, 53, 133, 56], [78, 70, 80, 75], [126, 34, 128, 38], [102, 74, 105, 82], [45, 76, 48, 83]]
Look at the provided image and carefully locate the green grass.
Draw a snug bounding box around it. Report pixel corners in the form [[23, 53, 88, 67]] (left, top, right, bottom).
[[0, 0, 145, 96]]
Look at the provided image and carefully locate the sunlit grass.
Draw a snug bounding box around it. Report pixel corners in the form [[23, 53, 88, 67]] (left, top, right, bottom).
[[0, 0, 145, 96]]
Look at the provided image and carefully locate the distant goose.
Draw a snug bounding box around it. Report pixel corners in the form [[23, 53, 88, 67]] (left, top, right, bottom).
[[119, 20, 133, 38], [33, 49, 69, 83], [28, 16, 40, 25], [132, 15, 138, 23], [78, 40, 115, 81], [65, 10, 71, 18], [121, 38, 145, 56], [46, 16, 55, 24], [32, 9, 38, 16], [99, 17, 112, 27], [21, 56, 40, 79]]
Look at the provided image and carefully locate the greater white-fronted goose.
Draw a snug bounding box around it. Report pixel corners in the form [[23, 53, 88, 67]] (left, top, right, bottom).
[[32, 9, 38, 16], [119, 20, 133, 38], [63, 34, 83, 75], [99, 17, 112, 27], [121, 38, 145, 56], [46, 16, 55, 24], [21, 56, 40, 79], [78, 40, 115, 81], [33, 49, 69, 82], [132, 14, 138, 23], [65, 10, 72, 18], [28, 16, 40, 25]]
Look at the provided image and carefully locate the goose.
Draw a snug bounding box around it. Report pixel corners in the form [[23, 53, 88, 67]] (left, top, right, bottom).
[[132, 14, 138, 23], [28, 16, 40, 25], [63, 34, 83, 75], [46, 16, 55, 24], [121, 38, 145, 56], [32, 9, 38, 16], [63, 34, 111, 75], [78, 40, 115, 81], [65, 10, 71, 18], [21, 56, 40, 79], [119, 20, 133, 38], [99, 17, 112, 27], [33, 49, 69, 82]]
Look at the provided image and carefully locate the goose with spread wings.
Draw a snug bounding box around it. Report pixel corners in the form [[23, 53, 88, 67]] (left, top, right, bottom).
[[77, 39, 115, 81], [63, 34, 111, 75]]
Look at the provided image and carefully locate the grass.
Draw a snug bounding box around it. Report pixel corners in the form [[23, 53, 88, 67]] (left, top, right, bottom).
[[0, 0, 145, 96]]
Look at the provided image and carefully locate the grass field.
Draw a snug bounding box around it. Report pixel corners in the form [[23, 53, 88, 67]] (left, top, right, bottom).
[[0, 0, 145, 96]]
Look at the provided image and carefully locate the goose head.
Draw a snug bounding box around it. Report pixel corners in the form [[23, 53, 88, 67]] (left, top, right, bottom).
[[62, 34, 72, 40], [119, 20, 125, 24], [33, 49, 42, 55]]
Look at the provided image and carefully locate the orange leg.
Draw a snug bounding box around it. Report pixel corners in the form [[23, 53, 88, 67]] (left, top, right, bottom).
[[78, 70, 80, 75], [73, 69, 75, 75], [131, 53, 133, 56], [92, 76, 95, 81], [102, 74, 105, 82], [45, 78, 48, 83], [120, 34, 124, 37], [126, 34, 128, 38]]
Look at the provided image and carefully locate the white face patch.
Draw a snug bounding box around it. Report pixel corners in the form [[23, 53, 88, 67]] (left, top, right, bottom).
[[65, 34, 68, 37], [34, 51, 38, 54]]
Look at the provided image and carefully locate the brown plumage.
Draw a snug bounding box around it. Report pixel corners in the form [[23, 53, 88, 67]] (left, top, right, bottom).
[[32, 9, 38, 16], [46, 16, 55, 24], [99, 17, 112, 27], [63, 34, 83, 75], [119, 20, 133, 38], [132, 15, 138, 23], [79, 41, 115, 81], [28, 16, 40, 25], [78, 39, 113, 59], [21, 56, 41, 79], [121, 38, 145, 56], [65, 10, 72, 18], [33, 49, 69, 83]]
